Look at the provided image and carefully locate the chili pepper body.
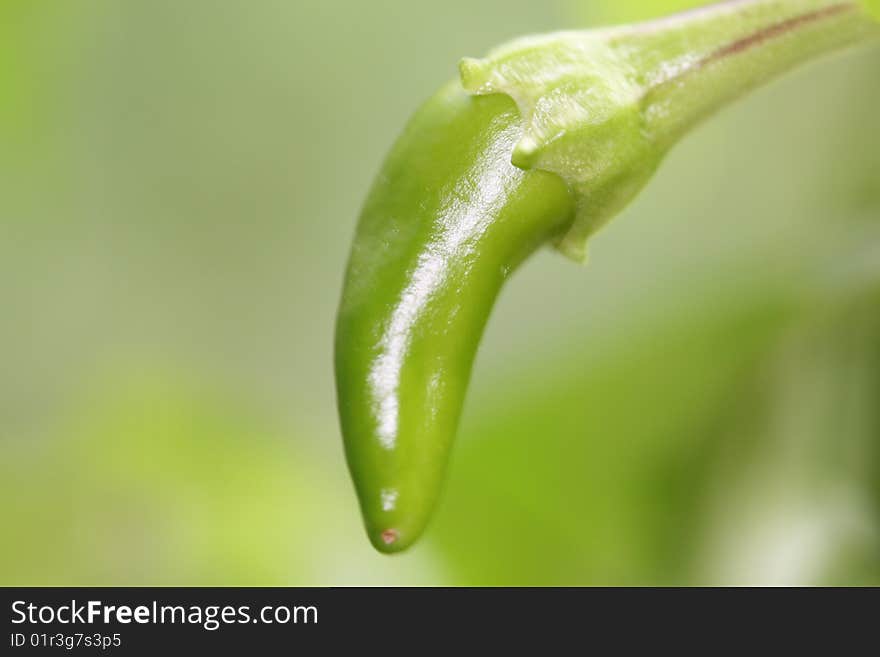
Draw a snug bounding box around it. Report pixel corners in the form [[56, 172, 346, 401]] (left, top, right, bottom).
[[335, 83, 573, 552]]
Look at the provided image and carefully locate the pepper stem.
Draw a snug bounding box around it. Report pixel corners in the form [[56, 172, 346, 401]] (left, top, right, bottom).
[[639, 0, 880, 147], [460, 0, 879, 260]]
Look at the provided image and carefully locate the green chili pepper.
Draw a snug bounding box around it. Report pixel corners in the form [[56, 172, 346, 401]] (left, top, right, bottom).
[[335, 0, 880, 553], [335, 86, 574, 553]]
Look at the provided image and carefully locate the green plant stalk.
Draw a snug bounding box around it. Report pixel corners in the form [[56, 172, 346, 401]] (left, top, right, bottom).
[[460, 0, 880, 259], [335, 0, 879, 553]]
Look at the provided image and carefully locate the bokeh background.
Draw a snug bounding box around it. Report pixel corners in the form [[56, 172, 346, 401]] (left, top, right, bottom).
[[2, 0, 879, 585]]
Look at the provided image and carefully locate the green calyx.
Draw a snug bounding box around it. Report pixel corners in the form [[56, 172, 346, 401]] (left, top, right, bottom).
[[460, 35, 660, 261], [460, 0, 880, 261]]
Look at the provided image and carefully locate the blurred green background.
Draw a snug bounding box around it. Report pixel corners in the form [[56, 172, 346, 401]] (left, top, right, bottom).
[[2, 0, 879, 585]]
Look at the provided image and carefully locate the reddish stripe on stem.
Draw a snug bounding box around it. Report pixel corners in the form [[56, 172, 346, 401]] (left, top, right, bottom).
[[706, 3, 855, 64]]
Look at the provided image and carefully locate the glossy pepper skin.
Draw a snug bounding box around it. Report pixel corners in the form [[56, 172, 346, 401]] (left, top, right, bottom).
[[335, 84, 573, 552]]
